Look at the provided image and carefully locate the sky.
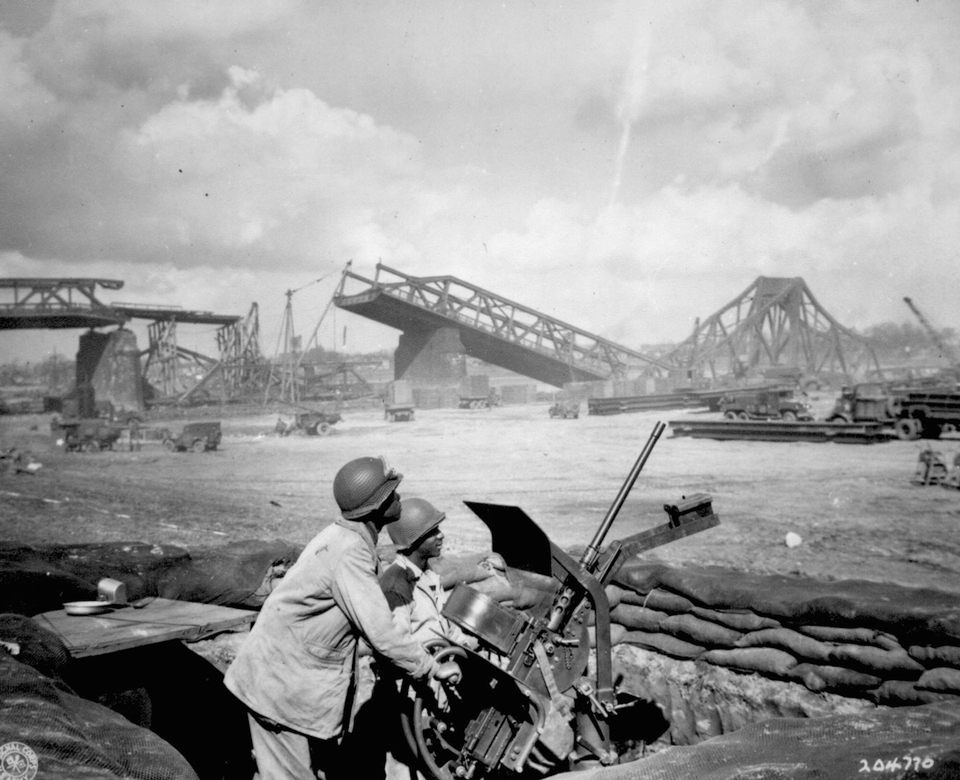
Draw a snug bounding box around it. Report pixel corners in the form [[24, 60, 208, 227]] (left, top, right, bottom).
[[1, 0, 959, 365]]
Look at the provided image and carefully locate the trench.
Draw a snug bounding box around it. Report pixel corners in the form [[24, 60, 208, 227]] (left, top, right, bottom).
[[3, 540, 960, 780]]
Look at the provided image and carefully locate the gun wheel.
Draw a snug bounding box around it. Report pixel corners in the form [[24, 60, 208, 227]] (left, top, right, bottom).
[[410, 646, 470, 780]]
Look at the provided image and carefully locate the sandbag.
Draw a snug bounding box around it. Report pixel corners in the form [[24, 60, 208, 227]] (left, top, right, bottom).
[[701, 648, 798, 677], [908, 644, 960, 668], [620, 630, 704, 660], [915, 667, 960, 694], [790, 663, 881, 693], [0, 614, 70, 681], [0, 653, 199, 780], [0, 542, 98, 615], [827, 644, 925, 677], [618, 562, 960, 644], [147, 539, 301, 607], [432, 552, 500, 589], [605, 584, 625, 609], [800, 624, 900, 650], [870, 680, 958, 706], [691, 606, 780, 632], [618, 587, 694, 615], [735, 627, 832, 662], [588, 624, 627, 648], [609, 604, 667, 632], [658, 613, 742, 648]]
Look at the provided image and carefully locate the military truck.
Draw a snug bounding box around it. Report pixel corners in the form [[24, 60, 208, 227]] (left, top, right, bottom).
[[719, 389, 813, 421], [828, 383, 960, 440], [548, 400, 580, 419], [52, 418, 124, 452], [163, 421, 222, 452]]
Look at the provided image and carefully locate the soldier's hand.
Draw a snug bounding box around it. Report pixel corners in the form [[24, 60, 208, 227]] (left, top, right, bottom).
[[433, 661, 462, 685]]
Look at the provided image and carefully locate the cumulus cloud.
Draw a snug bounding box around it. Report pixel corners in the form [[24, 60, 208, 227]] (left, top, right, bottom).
[[2, 0, 960, 362]]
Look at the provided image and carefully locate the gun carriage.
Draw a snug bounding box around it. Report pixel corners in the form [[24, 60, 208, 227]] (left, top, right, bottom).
[[406, 422, 720, 778]]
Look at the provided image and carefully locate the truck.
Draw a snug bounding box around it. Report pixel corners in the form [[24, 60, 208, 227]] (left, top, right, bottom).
[[163, 421, 222, 452], [718, 388, 813, 422], [828, 383, 960, 440], [548, 400, 580, 419], [276, 410, 342, 436], [51, 418, 124, 452]]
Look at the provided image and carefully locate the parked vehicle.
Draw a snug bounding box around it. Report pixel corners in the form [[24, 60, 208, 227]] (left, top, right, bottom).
[[52, 418, 124, 452], [276, 411, 342, 436], [384, 404, 415, 422], [548, 401, 580, 419], [163, 421, 222, 452], [719, 389, 813, 421], [828, 383, 960, 439]]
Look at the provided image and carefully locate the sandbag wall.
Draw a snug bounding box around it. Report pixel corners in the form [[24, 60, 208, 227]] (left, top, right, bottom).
[[607, 561, 960, 707], [435, 553, 960, 751]]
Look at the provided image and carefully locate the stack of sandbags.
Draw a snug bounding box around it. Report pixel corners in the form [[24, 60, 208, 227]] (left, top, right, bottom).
[[610, 561, 960, 704]]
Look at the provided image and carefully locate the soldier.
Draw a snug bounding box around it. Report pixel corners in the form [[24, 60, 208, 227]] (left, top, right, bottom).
[[224, 456, 461, 780], [359, 497, 477, 780], [380, 497, 476, 650]]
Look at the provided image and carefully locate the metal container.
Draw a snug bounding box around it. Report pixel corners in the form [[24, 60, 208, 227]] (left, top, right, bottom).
[[97, 578, 128, 604], [442, 583, 528, 655]]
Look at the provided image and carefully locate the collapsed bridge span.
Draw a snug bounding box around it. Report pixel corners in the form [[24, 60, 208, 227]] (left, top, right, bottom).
[[333, 263, 671, 388]]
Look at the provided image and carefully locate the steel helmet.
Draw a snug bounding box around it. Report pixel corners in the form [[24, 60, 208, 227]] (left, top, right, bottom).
[[388, 497, 445, 550], [334, 456, 403, 520]]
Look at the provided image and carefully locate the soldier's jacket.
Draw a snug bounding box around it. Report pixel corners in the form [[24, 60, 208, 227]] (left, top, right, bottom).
[[380, 554, 475, 650], [225, 519, 438, 739]]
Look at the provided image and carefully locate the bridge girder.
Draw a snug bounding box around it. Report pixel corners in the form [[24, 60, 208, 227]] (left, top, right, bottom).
[[334, 263, 670, 387], [665, 276, 882, 383]]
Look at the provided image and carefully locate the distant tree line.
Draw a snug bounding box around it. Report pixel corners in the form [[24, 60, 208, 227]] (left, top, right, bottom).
[[0, 354, 73, 392], [863, 321, 958, 364]]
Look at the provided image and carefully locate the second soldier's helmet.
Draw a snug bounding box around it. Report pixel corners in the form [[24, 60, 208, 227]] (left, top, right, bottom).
[[388, 497, 445, 550], [333, 456, 402, 520]]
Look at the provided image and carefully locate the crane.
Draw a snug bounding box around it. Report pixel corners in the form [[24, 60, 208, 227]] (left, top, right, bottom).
[[903, 296, 960, 372]]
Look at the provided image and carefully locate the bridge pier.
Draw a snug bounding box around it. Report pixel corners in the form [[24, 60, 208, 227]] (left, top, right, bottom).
[[395, 326, 465, 387], [75, 329, 145, 415]]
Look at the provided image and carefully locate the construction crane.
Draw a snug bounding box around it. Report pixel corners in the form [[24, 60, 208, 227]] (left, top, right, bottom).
[[903, 297, 960, 369]]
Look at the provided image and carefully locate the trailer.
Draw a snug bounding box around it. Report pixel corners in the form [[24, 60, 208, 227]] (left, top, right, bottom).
[[827, 383, 960, 439], [384, 404, 415, 422]]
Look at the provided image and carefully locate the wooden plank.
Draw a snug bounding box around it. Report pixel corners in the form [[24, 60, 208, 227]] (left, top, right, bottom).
[[34, 598, 256, 658]]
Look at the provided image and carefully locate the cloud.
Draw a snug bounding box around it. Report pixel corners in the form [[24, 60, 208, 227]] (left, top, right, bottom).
[[2, 0, 960, 364]]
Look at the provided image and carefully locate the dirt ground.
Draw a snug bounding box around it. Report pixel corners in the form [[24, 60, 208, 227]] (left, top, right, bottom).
[[2, 394, 960, 596]]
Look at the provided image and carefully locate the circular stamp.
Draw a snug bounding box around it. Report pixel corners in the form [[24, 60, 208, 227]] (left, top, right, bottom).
[[0, 742, 38, 780]]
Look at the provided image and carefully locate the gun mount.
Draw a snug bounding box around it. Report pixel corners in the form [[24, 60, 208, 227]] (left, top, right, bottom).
[[408, 422, 719, 779]]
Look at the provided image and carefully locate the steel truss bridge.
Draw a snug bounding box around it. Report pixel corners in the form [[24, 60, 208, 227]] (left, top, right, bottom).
[[665, 276, 882, 385], [333, 263, 671, 387], [0, 278, 263, 401]]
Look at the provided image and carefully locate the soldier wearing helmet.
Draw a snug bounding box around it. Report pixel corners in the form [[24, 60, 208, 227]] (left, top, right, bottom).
[[380, 497, 476, 649], [352, 497, 476, 779], [225, 457, 461, 780]]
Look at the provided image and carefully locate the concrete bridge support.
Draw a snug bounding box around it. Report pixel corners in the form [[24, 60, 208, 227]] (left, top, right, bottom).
[[76, 329, 145, 415], [394, 326, 465, 387]]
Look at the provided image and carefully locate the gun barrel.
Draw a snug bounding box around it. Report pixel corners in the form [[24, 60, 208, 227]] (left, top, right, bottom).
[[581, 420, 665, 570]]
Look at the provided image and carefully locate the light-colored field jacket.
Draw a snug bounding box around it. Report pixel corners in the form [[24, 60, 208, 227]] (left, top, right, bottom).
[[225, 519, 437, 739]]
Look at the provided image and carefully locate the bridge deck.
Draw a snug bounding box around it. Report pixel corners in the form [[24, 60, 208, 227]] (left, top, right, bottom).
[[336, 288, 606, 386], [334, 264, 670, 387]]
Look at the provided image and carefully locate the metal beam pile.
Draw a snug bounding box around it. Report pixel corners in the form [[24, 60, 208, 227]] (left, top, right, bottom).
[[668, 419, 893, 444], [588, 390, 725, 415]]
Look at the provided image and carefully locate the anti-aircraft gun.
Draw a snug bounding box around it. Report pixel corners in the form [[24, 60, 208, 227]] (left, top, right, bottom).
[[408, 421, 720, 779]]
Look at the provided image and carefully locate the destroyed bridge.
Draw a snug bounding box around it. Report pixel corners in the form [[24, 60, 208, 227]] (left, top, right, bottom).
[[333, 264, 880, 389], [333, 263, 672, 388]]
